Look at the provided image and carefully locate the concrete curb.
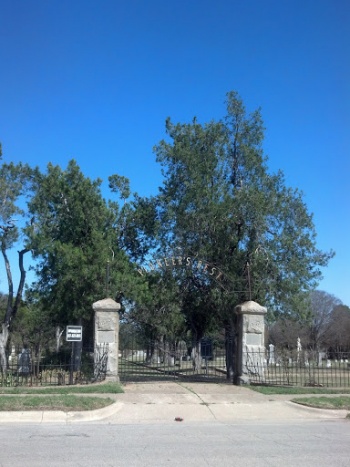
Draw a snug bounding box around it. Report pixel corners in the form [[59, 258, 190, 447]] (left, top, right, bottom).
[[0, 401, 124, 424]]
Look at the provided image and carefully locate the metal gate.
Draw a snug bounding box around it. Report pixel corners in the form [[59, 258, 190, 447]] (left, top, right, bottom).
[[118, 335, 232, 383]]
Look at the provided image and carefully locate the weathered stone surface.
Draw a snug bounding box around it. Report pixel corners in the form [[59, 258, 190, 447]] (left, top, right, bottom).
[[93, 298, 120, 382], [97, 330, 115, 343], [235, 300, 267, 316], [243, 314, 265, 334], [92, 298, 121, 312], [97, 316, 116, 331], [245, 334, 262, 346], [235, 301, 267, 385]]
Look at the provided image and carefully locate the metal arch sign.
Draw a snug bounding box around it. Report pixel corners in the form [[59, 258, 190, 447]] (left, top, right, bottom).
[[136, 255, 225, 281], [135, 254, 251, 296], [66, 325, 83, 342]]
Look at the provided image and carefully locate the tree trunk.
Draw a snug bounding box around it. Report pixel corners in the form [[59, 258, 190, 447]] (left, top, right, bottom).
[[1, 244, 13, 375], [13, 248, 29, 319], [1, 245, 14, 325], [192, 341, 202, 373], [146, 341, 154, 363], [0, 245, 29, 374], [55, 326, 64, 353], [0, 324, 9, 375]]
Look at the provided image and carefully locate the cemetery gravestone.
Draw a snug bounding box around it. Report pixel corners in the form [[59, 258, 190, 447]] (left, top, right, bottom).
[[268, 343, 275, 365]]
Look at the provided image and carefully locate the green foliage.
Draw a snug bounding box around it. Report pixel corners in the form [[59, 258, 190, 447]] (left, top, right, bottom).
[[129, 271, 185, 341], [108, 174, 131, 200], [10, 292, 54, 351], [0, 161, 36, 248], [129, 91, 334, 340], [0, 154, 154, 347], [26, 160, 134, 329]]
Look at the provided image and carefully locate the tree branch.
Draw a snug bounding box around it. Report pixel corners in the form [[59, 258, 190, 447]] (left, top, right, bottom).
[[13, 248, 29, 321], [1, 243, 13, 325]]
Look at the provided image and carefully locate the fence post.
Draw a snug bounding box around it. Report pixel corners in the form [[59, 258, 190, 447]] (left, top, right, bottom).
[[234, 300, 267, 385], [92, 298, 121, 382]]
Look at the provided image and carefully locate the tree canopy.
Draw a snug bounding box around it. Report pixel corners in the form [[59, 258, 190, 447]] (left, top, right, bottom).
[[26, 160, 138, 332], [128, 91, 333, 342]]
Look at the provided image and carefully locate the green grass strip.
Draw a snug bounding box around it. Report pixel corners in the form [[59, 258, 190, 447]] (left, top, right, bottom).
[[0, 395, 115, 411], [0, 382, 123, 395], [249, 385, 350, 395], [291, 396, 350, 410]]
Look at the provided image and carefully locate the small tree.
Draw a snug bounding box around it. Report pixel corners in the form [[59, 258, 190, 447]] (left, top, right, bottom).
[[0, 146, 36, 373], [307, 290, 342, 351], [11, 294, 55, 375], [327, 304, 350, 352]]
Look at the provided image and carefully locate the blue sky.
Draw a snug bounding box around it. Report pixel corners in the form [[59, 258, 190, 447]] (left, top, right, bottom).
[[1, 0, 349, 305]]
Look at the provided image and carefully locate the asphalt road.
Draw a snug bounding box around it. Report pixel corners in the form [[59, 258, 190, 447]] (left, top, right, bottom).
[[0, 420, 349, 467]]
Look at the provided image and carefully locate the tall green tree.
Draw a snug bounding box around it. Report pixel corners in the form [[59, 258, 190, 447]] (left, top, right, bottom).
[[156, 92, 332, 313], [130, 91, 333, 373], [27, 160, 134, 344]]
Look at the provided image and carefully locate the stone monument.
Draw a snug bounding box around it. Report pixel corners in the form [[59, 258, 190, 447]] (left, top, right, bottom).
[[92, 298, 121, 382], [297, 337, 302, 363], [268, 343, 275, 365], [234, 300, 267, 385]]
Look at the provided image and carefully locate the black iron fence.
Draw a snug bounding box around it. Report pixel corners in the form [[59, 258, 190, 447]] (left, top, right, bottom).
[[3, 341, 350, 388], [246, 349, 350, 388], [0, 345, 109, 387], [119, 335, 350, 388]]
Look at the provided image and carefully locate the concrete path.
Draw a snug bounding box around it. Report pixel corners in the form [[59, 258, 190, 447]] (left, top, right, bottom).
[[0, 381, 348, 424]]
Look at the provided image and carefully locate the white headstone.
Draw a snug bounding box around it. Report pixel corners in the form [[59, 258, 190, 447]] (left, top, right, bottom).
[[268, 344, 275, 365]]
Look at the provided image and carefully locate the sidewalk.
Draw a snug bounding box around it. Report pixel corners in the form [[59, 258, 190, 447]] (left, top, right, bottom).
[[0, 381, 348, 424]]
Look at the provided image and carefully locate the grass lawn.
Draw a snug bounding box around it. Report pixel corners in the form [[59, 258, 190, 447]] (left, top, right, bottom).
[[0, 382, 123, 411], [291, 396, 350, 410], [249, 385, 350, 395], [0, 395, 115, 411], [249, 385, 350, 412]]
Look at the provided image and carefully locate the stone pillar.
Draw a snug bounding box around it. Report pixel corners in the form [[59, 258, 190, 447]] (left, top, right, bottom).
[[234, 300, 267, 385], [93, 298, 121, 382]]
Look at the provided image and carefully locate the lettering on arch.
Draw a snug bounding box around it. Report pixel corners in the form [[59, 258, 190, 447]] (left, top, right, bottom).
[[136, 255, 224, 282]]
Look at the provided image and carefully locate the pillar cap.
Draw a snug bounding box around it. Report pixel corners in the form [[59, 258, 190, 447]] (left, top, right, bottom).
[[92, 298, 121, 312], [235, 300, 267, 315]]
